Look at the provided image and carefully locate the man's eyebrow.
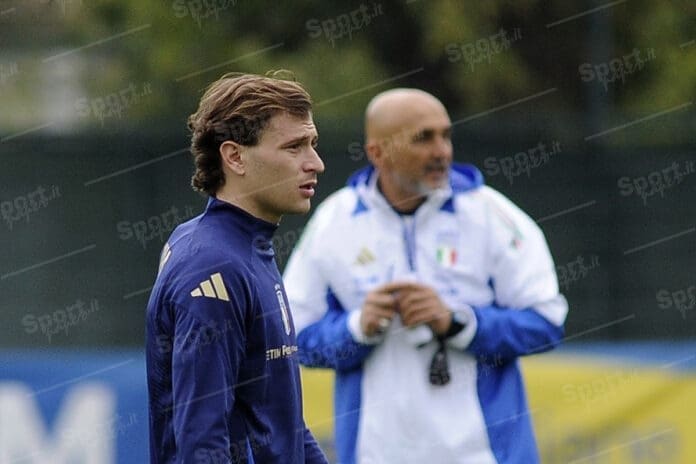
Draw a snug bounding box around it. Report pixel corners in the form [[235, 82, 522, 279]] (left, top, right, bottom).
[[413, 128, 435, 139], [280, 133, 318, 147], [413, 126, 452, 138]]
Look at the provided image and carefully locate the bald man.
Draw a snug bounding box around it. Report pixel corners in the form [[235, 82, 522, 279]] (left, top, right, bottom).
[[284, 89, 568, 464]]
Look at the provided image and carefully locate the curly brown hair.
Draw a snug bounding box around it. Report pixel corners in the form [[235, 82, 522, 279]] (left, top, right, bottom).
[[187, 72, 312, 195]]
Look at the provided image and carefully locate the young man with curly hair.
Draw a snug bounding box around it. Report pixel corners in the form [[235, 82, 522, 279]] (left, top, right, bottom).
[[146, 73, 327, 464]]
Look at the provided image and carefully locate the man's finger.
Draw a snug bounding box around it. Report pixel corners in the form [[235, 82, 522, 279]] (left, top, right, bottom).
[[400, 301, 434, 320], [370, 307, 396, 319], [402, 312, 431, 327], [365, 292, 397, 308], [403, 309, 439, 327], [377, 280, 422, 294], [363, 305, 396, 321], [395, 290, 431, 308]]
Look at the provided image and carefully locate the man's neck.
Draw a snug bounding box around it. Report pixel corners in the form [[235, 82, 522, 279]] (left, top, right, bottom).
[[215, 189, 281, 224], [376, 177, 425, 214]]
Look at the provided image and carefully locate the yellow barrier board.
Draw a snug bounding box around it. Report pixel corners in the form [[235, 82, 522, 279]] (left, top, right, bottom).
[[301, 356, 696, 463], [524, 356, 696, 464], [301, 368, 335, 438]]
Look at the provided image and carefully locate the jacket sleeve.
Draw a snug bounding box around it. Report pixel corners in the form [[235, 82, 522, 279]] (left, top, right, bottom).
[[170, 267, 251, 462], [447, 187, 568, 362], [294, 288, 375, 371], [284, 199, 375, 372], [303, 426, 329, 464]]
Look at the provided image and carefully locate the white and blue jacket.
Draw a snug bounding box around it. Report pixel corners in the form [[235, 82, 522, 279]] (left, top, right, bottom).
[[283, 164, 568, 464]]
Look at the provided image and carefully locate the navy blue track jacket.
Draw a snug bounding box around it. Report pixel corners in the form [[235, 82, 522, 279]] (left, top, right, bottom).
[[146, 197, 327, 464]]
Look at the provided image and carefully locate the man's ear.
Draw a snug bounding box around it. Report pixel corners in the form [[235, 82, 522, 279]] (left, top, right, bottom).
[[220, 141, 245, 176], [365, 140, 381, 166]]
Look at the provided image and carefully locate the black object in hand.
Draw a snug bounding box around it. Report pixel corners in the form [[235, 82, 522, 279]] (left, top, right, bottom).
[[429, 340, 451, 386]]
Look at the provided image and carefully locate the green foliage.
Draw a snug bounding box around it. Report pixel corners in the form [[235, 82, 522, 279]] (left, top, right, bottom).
[[1, 0, 693, 139]]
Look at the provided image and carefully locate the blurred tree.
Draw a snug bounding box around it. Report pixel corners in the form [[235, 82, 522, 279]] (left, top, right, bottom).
[[1, 0, 694, 142]]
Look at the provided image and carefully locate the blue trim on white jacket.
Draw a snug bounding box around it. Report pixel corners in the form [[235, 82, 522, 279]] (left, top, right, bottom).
[[477, 360, 539, 463], [334, 369, 363, 464], [297, 288, 374, 371], [297, 288, 371, 464], [468, 305, 564, 362], [470, 305, 563, 463]]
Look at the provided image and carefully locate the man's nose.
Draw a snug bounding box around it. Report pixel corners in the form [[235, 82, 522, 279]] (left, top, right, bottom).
[[305, 147, 325, 173], [432, 135, 452, 159]]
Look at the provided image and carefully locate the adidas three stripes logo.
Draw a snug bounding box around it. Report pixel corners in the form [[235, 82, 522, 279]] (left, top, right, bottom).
[[190, 272, 230, 301]]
